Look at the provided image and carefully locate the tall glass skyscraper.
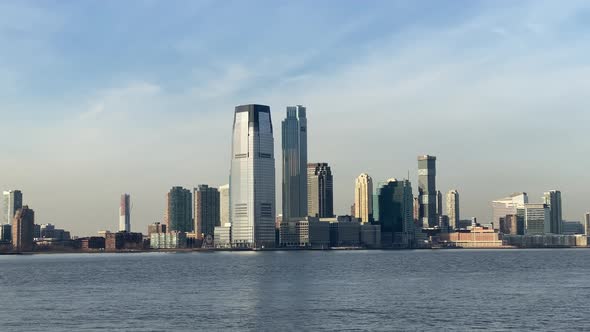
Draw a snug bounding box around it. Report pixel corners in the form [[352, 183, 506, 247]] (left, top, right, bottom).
[[281, 105, 308, 222], [165, 187, 193, 233], [377, 179, 414, 247], [307, 163, 334, 218], [194, 185, 220, 238], [543, 190, 562, 234], [3, 190, 23, 224], [418, 155, 437, 228], [230, 104, 276, 248], [119, 194, 131, 232]]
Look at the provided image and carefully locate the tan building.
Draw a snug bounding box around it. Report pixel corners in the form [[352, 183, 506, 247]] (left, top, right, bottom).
[[12, 206, 34, 252], [354, 173, 373, 223], [439, 226, 503, 248], [446, 190, 459, 229]]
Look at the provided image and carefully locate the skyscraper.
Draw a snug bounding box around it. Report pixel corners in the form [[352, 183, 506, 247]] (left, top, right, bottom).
[[119, 194, 131, 232], [585, 212, 590, 236], [522, 203, 550, 235], [543, 190, 562, 234], [436, 190, 443, 217], [418, 155, 437, 228], [307, 163, 334, 218], [194, 185, 220, 238], [219, 184, 230, 226], [12, 206, 34, 252], [282, 105, 308, 221], [230, 104, 276, 248], [492, 193, 528, 230], [354, 173, 373, 223], [377, 179, 414, 247], [165, 187, 193, 233], [446, 190, 460, 230], [3, 190, 23, 224]]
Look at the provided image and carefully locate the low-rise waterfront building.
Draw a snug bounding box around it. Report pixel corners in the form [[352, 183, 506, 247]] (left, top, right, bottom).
[[105, 232, 143, 251], [439, 226, 503, 248], [360, 223, 381, 248], [150, 232, 187, 249], [214, 224, 232, 248]]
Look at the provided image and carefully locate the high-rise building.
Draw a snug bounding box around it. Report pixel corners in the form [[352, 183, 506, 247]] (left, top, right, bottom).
[[543, 190, 562, 234], [281, 105, 308, 222], [12, 206, 34, 252], [354, 173, 373, 223], [436, 190, 443, 217], [194, 185, 220, 238], [230, 104, 276, 248], [585, 212, 590, 235], [3, 190, 23, 224], [119, 194, 131, 232], [377, 179, 414, 247], [522, 203, 550, 235], [219, 184, 230, 226], [165, 187, 193, 233], [418, 155, 437, 228], [492, 193, 528, 230], [446, 190, 460, 230], [307, 163, 334, 218]]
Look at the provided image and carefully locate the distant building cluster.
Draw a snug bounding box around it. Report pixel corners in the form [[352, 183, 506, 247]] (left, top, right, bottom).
[[2, 104, 589, 253]]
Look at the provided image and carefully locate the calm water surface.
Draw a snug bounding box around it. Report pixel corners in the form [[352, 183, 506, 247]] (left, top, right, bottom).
[[1, 249, 589, 331]]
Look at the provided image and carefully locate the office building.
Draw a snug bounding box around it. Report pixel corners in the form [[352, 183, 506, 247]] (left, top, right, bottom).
[[377, 179, 414, 247], [586, 212, 590, 236], [219, 184, 230, 226], [281, 105, 308, 221], [492, 193, 528, 230], [150, 232, 187, 249], [214, 224, 232, 248], [499, 214, 522, 235], [354, 173, 373, 223], [521, 203, 550, 235], [439, 226, 503, 248], [12, 206, 34, 252], [328, 218, 361, 247], [194, 185, 220, 238], [436, 190, 443, 217], [0, 224, 11, 242], [147, 222, 167, 236], [3, 190, 23, 225], [418, 155, 437, 228], [360, 223, 381, 248], [543, 190, 562, 234], [165, 187, 193, 233], [446, 190, 460, 230], [562, 221, 584, 235], [230, 104, 276, 248], [119, 194, 131, 232], [308, 163, 334, 218]]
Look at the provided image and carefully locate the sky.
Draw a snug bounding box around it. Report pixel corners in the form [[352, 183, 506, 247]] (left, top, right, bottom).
[[1, 0, 589, 236]]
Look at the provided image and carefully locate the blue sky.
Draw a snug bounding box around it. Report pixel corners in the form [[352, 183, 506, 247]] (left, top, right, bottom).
[[1, 1, 589, 235]]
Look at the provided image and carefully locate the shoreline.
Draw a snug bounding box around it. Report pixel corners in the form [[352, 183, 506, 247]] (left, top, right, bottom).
[[1, 246, 588, 255]]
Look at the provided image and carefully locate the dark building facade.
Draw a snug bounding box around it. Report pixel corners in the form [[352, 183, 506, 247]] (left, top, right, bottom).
[[194, 185, 220, 239], [282, 105, 308, 221], [307, 163, 334, 218], [166, 187, 193, 232], [12, 206, 35, 252], [105, 232, 143, 251], [377, 179, 413, 247], [418, 155, 437, 228]]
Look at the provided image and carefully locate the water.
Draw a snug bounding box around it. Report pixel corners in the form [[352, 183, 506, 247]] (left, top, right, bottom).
[[1, 249, 589, 331]]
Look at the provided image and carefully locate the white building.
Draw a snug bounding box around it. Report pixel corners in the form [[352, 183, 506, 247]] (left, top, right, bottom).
[[219, 184, 230, 226], [492, 192, 528, 230], [230, 105, 276, 248], [214, 223, 232, 248], [354, 173, 373, 223], [3, 190, 23, 224]]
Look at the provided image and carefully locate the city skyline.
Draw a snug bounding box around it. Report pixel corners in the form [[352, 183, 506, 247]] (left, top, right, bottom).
[[1, 1, 589, 235]]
